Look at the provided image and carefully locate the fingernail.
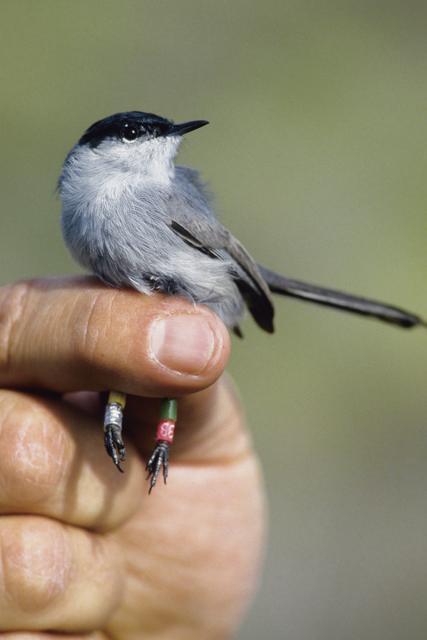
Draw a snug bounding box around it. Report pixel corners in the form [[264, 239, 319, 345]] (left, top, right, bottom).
[[149, 315, 217, 374]]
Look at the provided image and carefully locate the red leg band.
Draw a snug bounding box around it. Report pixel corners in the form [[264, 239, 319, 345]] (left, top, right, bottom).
[[156, 419, 175, 444]]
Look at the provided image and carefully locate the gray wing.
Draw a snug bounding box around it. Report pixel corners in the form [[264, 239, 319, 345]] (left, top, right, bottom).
[[169, 212, 275, 333]]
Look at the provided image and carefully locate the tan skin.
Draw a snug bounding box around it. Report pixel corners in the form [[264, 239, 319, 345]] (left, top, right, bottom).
[[0, 277, 266, 639]]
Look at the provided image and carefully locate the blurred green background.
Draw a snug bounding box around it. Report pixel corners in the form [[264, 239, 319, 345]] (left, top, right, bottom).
[[1, 1, 426, 638]]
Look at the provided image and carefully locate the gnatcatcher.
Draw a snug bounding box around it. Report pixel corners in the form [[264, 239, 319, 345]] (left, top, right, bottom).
[[58, 111, 425, 491]]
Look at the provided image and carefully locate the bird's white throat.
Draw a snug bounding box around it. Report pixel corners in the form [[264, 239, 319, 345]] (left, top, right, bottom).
[[60, 134, 181, 208]]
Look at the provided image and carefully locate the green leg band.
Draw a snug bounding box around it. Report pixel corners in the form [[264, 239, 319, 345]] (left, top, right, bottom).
[[160, 398, 178, 421]]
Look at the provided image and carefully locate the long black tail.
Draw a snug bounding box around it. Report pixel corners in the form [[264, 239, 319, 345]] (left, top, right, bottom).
[[258, 265, 425, 330]]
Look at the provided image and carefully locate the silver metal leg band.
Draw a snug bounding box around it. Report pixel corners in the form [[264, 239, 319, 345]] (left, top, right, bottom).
[[104, 402, 123, 431]]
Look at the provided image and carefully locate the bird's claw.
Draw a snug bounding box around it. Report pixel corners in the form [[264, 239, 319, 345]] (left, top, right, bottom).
[[146, 441, 169, 493], [104, 423, 126, 472]]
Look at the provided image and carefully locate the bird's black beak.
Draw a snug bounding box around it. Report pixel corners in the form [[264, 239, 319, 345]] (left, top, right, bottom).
[[167, 120, 209, 136]]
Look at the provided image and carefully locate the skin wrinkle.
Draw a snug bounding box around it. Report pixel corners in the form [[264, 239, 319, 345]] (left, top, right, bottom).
[[103, 290, 121, 355], [37, 284, 73, 385], [62, 291, 84, 360], [0, 283, 31, 376], [165, 446, 253, 470], [12, 284, 71, 391], [77, 531, 126, 631], [52, 289, 106, 391], [0, 396, 21, 497], [85, 530, 117, 588], [203, 377, 248, 442], [80, 290, 105, 364], [67, 289, 101, 367], [102, 289, 139, 379]]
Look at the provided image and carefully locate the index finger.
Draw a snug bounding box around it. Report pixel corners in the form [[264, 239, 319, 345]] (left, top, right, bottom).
[[0, 277, 230, 397]]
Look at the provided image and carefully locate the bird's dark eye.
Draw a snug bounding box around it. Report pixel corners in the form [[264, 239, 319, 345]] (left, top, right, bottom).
[[120, 122, 139, 143]]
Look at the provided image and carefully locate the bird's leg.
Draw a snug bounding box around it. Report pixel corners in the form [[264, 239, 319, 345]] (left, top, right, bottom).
[[103, 392, 177, 490], [146, 398, 177, 493], [103, 391, 127, 472]]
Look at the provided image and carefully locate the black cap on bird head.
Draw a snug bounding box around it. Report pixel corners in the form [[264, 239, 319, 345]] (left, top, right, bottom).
[[79, 111, 209, 148]]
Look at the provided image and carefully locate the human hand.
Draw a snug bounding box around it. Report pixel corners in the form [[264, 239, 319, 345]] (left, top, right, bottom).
[[0, 277, 266, 639]]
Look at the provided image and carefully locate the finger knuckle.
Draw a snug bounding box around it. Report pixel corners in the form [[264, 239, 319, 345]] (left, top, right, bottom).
[[0, 392, 67, 504], [0, 518, 72, 613]]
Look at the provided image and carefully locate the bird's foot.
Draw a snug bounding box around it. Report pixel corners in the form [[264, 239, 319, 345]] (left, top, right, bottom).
[[104, 423, 126, 472], [146, 441, 169, 493]]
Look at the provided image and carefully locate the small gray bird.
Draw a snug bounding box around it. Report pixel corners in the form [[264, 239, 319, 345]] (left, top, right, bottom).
[[58, 111, 424, 490]]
